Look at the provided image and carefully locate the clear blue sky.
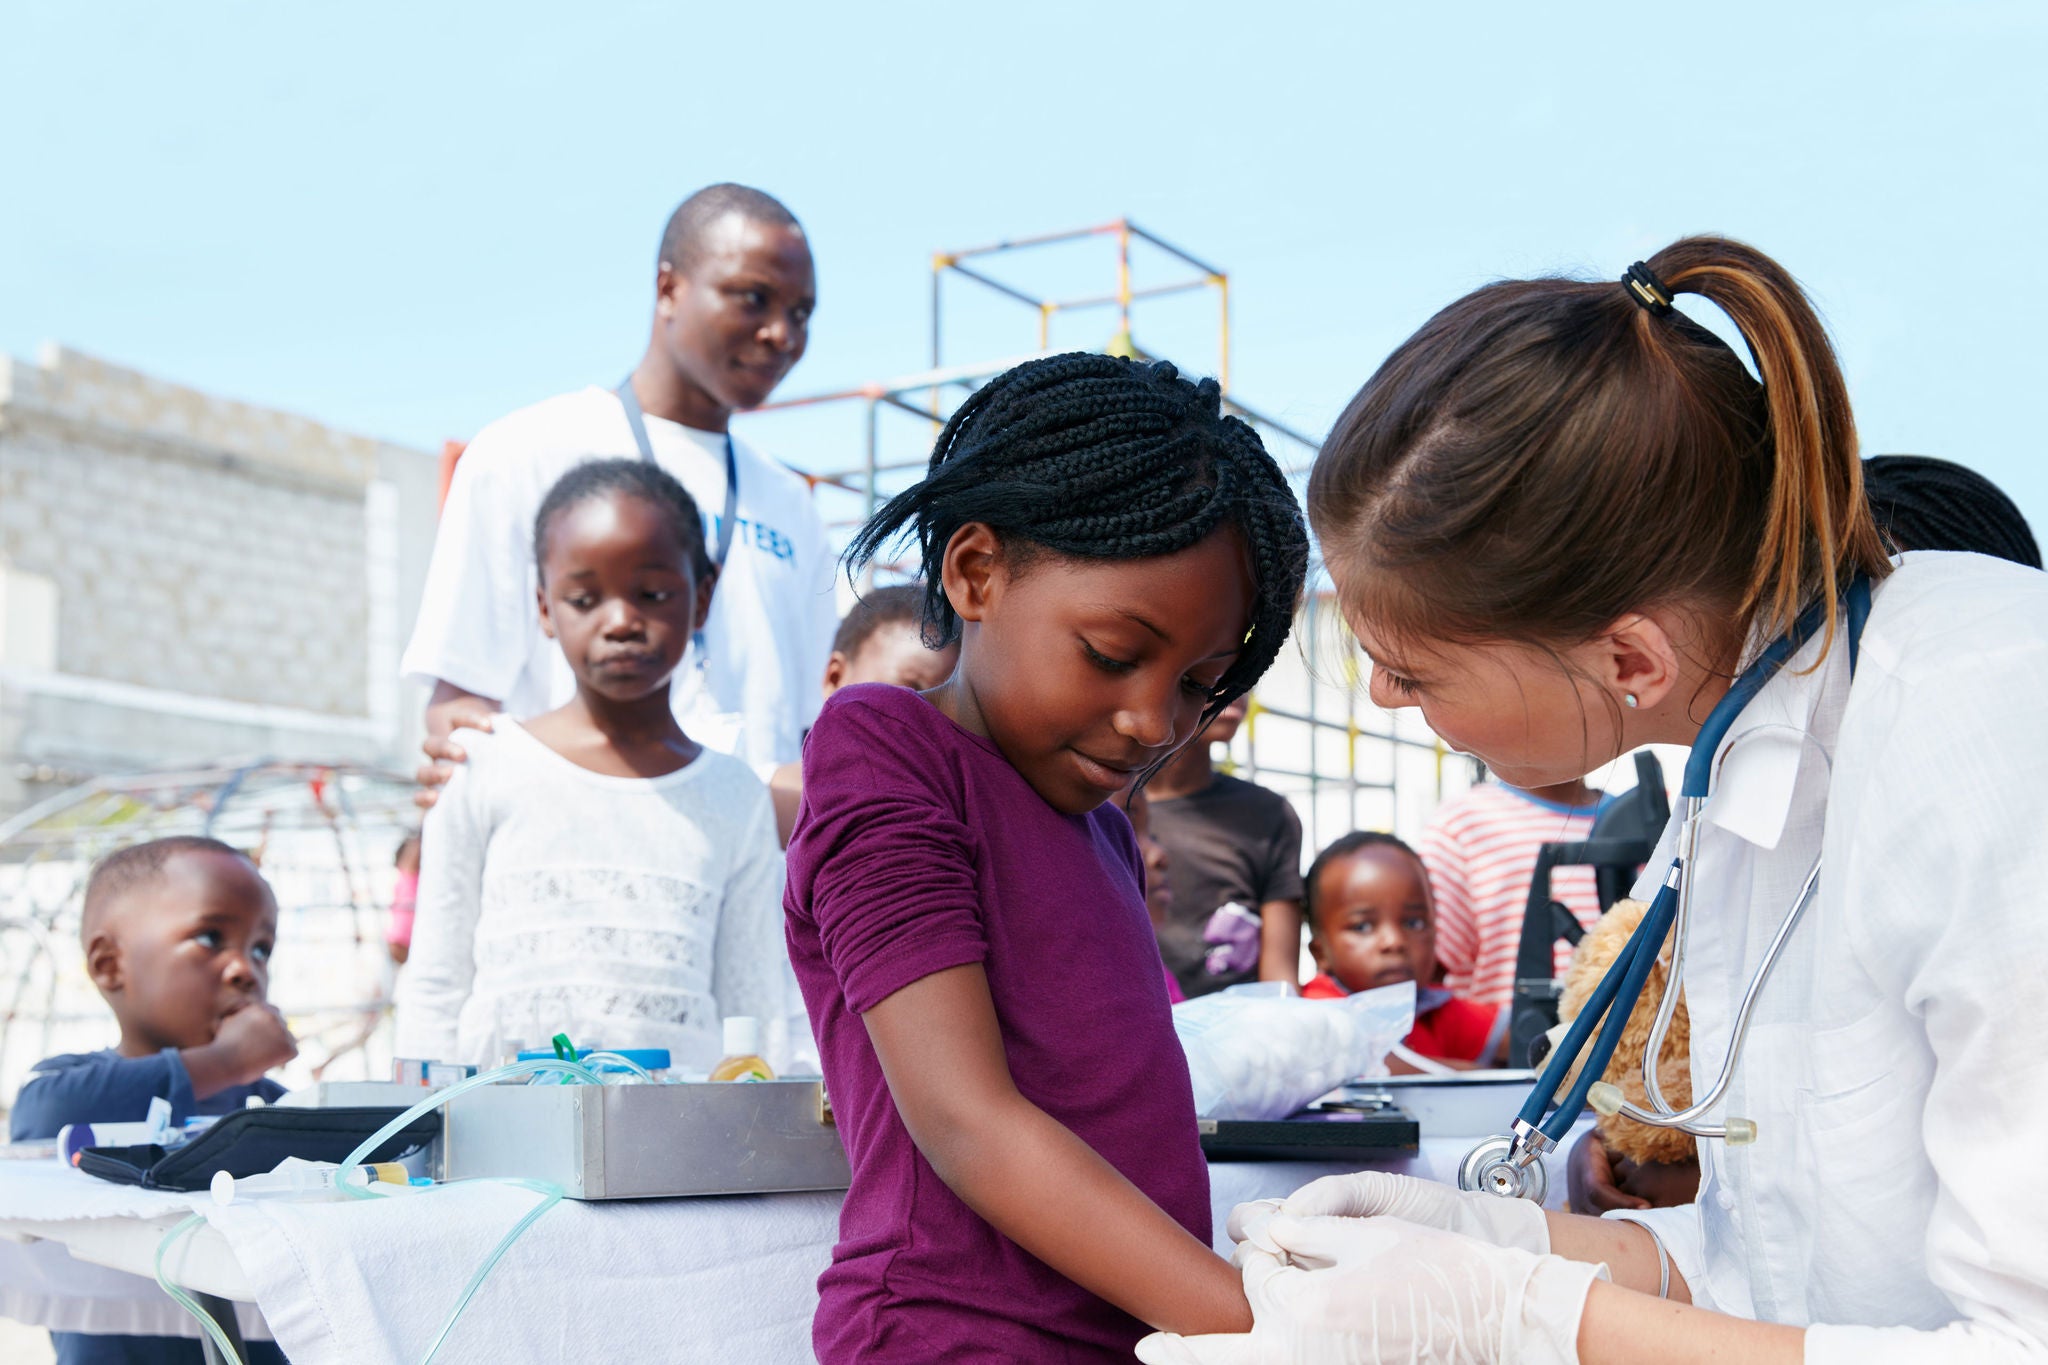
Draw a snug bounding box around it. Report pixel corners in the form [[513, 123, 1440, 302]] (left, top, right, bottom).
[[4, 2, 2044, 532]]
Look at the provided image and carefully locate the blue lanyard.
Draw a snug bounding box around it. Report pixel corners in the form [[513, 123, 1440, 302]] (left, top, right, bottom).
[[614, 377, 740, 573], [1517, 575, 1873, 1144]]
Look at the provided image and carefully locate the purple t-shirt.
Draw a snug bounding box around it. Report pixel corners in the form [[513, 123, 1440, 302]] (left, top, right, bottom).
[[785, 683, 1211, 1362]]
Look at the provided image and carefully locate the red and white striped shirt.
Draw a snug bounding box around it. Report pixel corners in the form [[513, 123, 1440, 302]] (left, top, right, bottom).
[[1418, 783, 1611, 1009]]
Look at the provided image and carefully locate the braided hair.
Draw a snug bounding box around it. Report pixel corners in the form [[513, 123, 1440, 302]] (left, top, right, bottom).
[[1863, 455, 2041, 570], [533, 457, 712, 580], [1303, 831, 1425, 939], [845, 353, 1309, 723]]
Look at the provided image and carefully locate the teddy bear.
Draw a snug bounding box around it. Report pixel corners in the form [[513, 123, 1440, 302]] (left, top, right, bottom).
[[1556, 897, 1697, 1167]]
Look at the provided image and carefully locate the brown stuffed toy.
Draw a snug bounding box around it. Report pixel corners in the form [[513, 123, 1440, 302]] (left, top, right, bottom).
[[1556, 898, 1697, 1166]]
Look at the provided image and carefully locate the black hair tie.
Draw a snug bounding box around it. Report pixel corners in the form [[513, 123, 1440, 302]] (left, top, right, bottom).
[[1623, 261, 1675, 316]]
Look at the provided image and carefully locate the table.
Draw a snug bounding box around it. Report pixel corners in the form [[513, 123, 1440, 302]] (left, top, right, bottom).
[[0, 1130, 1586, 1364]]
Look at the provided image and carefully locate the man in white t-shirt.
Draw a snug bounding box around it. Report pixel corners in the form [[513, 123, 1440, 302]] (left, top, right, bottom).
[[404, 184, 835, 789]]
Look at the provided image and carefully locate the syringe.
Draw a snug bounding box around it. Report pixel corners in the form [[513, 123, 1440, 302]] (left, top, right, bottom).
[[210, 1162, 408, 1204]]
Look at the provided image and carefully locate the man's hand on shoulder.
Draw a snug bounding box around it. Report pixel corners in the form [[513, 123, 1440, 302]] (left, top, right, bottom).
[[418, 681, 499, 810]]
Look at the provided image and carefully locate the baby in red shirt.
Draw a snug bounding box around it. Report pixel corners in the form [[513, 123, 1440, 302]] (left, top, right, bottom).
[[1300, 832, 1506, 1066]]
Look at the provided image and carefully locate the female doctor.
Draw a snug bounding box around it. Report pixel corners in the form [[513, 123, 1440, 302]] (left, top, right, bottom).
[[1139, 236, 2048, 1364]]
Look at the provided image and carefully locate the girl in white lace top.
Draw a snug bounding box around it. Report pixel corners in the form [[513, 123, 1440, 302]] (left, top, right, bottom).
[[392, 458, 788, 1071]]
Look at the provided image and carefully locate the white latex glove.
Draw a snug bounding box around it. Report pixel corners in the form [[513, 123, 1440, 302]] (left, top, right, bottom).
[[1258, 1169, 1550, 1254], [1136, 1215, 1604, 1365]]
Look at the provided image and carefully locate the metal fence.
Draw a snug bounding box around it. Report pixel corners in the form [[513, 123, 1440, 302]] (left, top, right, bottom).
[[738, 218, 1480, 849], [0, 761, 418, 1103]]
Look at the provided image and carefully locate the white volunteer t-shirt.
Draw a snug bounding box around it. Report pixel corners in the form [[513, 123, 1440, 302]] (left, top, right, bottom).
[[400, 385, 837, 768]]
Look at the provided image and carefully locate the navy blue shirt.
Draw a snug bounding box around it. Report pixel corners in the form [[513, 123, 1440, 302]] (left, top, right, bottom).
[[9, 1048, 286, 1142], [11, 1049, 289, 1364]]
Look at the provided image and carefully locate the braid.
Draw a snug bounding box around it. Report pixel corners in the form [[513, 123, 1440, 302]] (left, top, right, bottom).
[[845, 353, 1310, 724], [1863, 455, 2040, 570]]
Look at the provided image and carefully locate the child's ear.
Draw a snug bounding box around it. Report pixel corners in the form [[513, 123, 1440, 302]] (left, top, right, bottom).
[[693, 565, 718, 631], [822, 650, 852, 696], [85, 930, 123, 995], [536, 583, 556, 640], [1306, 932, 1328, 974], [940, 523, 1002, 626]]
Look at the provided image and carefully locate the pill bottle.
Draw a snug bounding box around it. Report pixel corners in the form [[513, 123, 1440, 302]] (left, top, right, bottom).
[[709, 1017, 775, 1082]]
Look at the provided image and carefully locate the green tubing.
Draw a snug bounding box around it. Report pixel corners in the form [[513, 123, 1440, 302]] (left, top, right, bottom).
[[154, 1213, 243, 1365], [336, 1057, 605, 1198], [575, 1050, 656, 1083], [331, 1056, 602, 1363], [154, 1058, 607, 1365], [416, 1178, 564, 1365]]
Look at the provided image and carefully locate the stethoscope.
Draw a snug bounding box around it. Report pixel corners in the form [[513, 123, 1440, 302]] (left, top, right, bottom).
[[1459, 576, 1872, 1203]]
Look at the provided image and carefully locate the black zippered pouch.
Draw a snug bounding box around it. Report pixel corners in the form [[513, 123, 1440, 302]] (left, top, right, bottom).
[[75, 1105, 441, 1191]]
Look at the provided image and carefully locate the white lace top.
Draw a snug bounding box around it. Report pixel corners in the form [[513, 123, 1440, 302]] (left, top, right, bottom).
[[392, 718, 789, 1071]]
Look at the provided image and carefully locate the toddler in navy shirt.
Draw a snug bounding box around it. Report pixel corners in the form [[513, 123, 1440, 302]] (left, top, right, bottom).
[[10, 836, 297, 1365]]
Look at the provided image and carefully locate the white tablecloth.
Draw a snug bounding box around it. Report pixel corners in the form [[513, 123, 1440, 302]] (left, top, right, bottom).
[[0, 1131, 1584, 1363]]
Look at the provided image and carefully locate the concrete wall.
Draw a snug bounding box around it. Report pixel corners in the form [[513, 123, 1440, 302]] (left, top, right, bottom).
[[0, 344, 439, 813]]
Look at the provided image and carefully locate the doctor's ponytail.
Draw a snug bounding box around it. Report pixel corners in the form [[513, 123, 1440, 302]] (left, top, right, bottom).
[[1310, 235, 1892, 669], [1642, 239, 1890, 652]]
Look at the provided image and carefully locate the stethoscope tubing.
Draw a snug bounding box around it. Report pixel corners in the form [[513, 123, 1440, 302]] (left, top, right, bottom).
[[1608, 851, 1824, 1134], [1507, 577, 1872, 1151], [1517, 871, 1682, 1143]]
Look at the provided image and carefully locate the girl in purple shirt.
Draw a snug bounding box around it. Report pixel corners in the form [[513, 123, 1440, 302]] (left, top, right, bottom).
[[785, 353, 1309, 1361]]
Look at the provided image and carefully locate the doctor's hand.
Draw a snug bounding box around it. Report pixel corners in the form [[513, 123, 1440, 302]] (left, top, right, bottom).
[[1256, 1170, 1550, 1254], [1135, 1215, 1604, 1365]]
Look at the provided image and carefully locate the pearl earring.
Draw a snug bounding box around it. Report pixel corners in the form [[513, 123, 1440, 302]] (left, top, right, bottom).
[[1624, 693, 1639, 709]]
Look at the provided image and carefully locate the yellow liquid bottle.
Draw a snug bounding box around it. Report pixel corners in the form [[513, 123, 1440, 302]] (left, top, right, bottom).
[[708, 1016, 775, 1082]]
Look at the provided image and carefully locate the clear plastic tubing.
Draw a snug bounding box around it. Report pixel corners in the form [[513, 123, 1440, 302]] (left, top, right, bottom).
[[211, 1162, 407, 1204], [335, 1056, 605, 1191]]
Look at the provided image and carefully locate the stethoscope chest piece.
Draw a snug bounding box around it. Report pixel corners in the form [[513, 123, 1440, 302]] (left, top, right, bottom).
[[1457, 1134, 1548, 1204]]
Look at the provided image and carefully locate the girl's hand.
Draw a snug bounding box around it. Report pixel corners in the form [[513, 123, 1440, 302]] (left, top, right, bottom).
[[1613, 1155, 1701, 1210], [1566, 1131, 1649, 1213], [1564, 1132, 1703, 1213]]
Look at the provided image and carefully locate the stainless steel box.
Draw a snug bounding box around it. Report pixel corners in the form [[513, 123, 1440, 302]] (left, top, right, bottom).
[[438, 1081, 851, 1200]]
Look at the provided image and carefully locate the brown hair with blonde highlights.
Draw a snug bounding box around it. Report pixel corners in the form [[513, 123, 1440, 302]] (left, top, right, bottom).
[[1308, 235, 1892, 673]]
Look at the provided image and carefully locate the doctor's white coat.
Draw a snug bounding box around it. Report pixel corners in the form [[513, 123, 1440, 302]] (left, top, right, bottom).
[[1610, 551, 2048, 1362]]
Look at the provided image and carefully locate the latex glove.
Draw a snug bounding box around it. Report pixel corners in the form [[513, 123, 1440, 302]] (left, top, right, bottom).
[[1136, 1215, 1603, 1365], [1265, 1169, 1550, 1254]]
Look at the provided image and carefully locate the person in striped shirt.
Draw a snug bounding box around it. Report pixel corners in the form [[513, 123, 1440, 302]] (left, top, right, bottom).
[[1415, 778, 1612, 1009]]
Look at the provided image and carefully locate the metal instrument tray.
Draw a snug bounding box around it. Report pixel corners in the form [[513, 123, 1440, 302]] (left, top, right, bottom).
[[437, 1080, 850, 1200]]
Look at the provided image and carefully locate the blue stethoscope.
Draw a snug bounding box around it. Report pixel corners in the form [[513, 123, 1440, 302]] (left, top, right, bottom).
[[1460, 576, 1873, 1203]]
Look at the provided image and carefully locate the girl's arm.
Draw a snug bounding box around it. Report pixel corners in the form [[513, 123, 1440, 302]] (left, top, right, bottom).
[[711, 782, 802, 1056], [866, 963, 1252, 1337], [1255, 899, 1304, 985], [1544, 1208, 1690, 1301], [1256, 802, 1306, 986], [391, 759, 489, 1062]]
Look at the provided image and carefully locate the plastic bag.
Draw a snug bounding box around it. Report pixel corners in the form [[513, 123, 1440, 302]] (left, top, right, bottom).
[[1173, 981, 1416, 1121]]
